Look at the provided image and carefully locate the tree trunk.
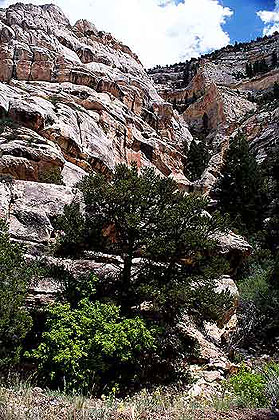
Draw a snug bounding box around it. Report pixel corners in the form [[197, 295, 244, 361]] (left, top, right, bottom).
[[120, 247, 134, 311]]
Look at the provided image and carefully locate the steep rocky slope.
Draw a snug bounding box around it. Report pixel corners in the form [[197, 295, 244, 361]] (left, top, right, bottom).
[[0, 2, 261, 395], [1, 3, 277, 245], [0, 2, 194, 246], [149, 34, 279, 189]]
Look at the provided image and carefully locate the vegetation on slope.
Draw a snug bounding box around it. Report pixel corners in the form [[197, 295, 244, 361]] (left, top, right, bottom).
[[1, 129, 279, 413]]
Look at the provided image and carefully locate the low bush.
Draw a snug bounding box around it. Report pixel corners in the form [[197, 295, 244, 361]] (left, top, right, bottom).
[[29, 298, 157, 393], [0, 117, 18, 134], [38, 167, 64, 185], [229, 365, 267, 408], [229, 363, 279, 410]]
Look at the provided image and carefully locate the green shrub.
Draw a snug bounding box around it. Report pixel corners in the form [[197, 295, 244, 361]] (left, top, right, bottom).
[[0, 220, 33, 366], [47, 95, 61, 106], [239, 270, 270, 306], [229, 365, 267, 408], [0, 174, 14, 185], [38, 167, 64, 185], [30, 298, 157, 392], [53, 203, 86, 257], [38, 262, 100, 308], [236, 252, 279, 347], [263, 363, 279, 411]]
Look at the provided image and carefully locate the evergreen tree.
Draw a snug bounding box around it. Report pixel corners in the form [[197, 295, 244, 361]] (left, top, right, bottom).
[[274, 82, 279, 100], [37, 169, 231, 390], [182, 67, 190, 87], [253, 61, 260, 75], [184, 140, 209, 182], [215, 133, 265, 235], [262, 145, 279, 251], [0, 220, 33, 366], [56, 164, 227, 314], [272, 51, 278, 68], [246, 62, 253, 78], [259, 58, 269, 73], [202, 112, 209, 134]]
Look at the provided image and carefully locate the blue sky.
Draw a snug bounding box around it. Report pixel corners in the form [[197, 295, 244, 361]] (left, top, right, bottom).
[[0, 0, 278, 66], [174, 0, 276, 43], [221, 0, 276, 43]]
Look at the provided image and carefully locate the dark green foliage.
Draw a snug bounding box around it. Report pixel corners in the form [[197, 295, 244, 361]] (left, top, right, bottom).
[[56, 164, 227, 312], [0, 174, 14, 185], [38, 167, 64, 185], [247, 92, 255, 102], [30, 298, 157, 392], [262, 145, 279, 251], [184, 140, 209, 181], [246, 63, 253, 78], [234, 244, 279, 350], [253, 59, 269, 76], [0, 220, 33, 366], [246, 59, 270, 78], [256, 82, 279, 105], [274, 82, 279, 100], [202, 112, 209, 134], [47, 95, 61, 106], [232, 142, 279, 350], [0, 117, 18, 134], [50, 164, 230, 389], [215, 133, 265, 235], [272, 51, 278, 68], [53, 202, 86, 257], [38, 262, 98, 307], [182, 66, 190, 87]]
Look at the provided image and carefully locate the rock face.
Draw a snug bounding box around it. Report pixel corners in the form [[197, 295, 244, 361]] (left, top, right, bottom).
[[149, 34, 279, 189], [0, 2, 256, 385], [0, 2, 196, 249], [0, 2, 192, 192]]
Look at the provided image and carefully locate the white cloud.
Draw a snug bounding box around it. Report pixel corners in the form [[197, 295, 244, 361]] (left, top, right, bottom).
[[257, 0, 279, 36], [1, 0, 233, 67]]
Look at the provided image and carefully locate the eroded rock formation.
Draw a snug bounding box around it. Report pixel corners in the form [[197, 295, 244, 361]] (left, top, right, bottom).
[[149, 34, 279, 189], [0, 2, 261, 389], [0, 3, 192, 191]]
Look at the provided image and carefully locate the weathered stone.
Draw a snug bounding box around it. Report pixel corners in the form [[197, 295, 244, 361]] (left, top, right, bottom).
[[0, 3, 263, 389], [7, 180, 78, 243], [0, 3, 191, 192], [149, 33, 279, 190]]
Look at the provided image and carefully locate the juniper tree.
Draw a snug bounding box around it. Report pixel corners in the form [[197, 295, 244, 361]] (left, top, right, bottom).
[[56, 164, 227, 313], [184, 140, 209, 182], [215, 133, 265, 236], [262, 145, 279, 251], [47, 164, 232, 388], [0, 220, 33, 366], [272, 51, 278, 68]]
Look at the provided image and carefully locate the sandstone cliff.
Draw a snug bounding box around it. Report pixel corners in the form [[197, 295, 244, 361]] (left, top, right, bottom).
[[0, 2, 194, 246], [0, 3, 259, 394], [149, 34, 279, 189]]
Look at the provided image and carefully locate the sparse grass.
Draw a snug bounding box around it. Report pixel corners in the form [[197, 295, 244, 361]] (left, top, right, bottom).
[[0, 383, 202, 420], [211, 393, 235, 412], [0, 373, 277, 420]]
